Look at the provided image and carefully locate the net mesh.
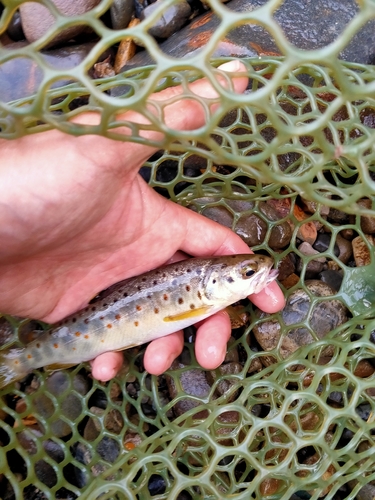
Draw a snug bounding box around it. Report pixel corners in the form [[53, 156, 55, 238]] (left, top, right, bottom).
[[1, 0, 375, 498]]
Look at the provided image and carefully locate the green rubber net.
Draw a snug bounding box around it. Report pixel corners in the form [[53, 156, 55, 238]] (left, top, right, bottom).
[[1, 0, 375, 498]]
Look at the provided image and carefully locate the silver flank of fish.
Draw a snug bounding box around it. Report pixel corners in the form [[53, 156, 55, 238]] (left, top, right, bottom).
[[0, 254, 277, 387]]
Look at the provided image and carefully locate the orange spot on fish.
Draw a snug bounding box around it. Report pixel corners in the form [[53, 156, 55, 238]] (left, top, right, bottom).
[[154, 308, 159, 314], [115, 314, 121, 320], [54, 343, 59, 348], [107, 324, 112, 329], [75, 332, 81, 337], [99, 316, 104, 320], [197, 291, 202, 300], [27, 354, 32, 359], [101, 339, 104, 343], [163, 294, 168, 301], [14, 360, 19, 365], [190, 304, 195, 310], [124, 442, 136, 451], [186, 285, 191, 292], [72, 347, 76, 351], [36, 343, 40, 348], [134, 321, 139, 327], [136, 305, 142, 311], [84, 334, 89, 339]]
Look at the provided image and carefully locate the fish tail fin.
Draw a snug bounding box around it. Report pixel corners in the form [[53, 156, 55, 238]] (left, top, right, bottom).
[[0, 347, 28, 389]]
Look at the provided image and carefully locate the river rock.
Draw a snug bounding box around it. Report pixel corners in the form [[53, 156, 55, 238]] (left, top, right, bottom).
[[335, 233, 353, 263], [166, 358, 211, 418], [188, 194, 292, 249], [352, 234, 375, 267], [0, 42, 113, 103], [318, 270, 343, 292], [123, 0, 375, 69], [110, 0, 134, 30], [313, 233, 340, 257], [352, 198, 375, 234], [140, 0, 192, 39], [20, 0, 101, 47], [253, 280, 348, 361], [33, 371, 90, 437]]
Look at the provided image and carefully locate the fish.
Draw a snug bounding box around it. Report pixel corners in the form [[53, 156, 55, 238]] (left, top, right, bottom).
[[0, 254, 278, 388]]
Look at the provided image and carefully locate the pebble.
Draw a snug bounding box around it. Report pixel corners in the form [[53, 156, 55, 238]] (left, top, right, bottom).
[[20, 0, 101, 46], [206, 361, 242, 397], [335, 233, 353, 263], [313, 233, 340, 257], [188, 195, 292, 249], [253, 281, 348, 360], [166, 359, 211, 417], [297, 241, 326, 277], [328, 208, 350, 225], [276, 253, 296, 281], [140, 0, 192, 39], [352, 235, 375, 267], [110, 0, 134, 30]]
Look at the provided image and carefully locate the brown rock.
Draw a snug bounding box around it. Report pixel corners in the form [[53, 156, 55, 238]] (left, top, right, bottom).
[[335, 233, 353, 264], [353, 198, 375, 234], [352, 234, 375, 267], [276, 253, 296, 281]]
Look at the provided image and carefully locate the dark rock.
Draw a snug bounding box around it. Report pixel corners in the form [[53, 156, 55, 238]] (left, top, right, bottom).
[[277, 253, 296, 281], [7, 11, 25, 41], [166, 359, 211, 417], [141, 0, 192, 39], [123, 0, 375, 69], [0, 42, 112, 102], [312, 233, 340, 256], [318, 270, 343, 292], [97, 436, 120, 462], [110, 0, 134, 30], [148, 475, 167, 495]]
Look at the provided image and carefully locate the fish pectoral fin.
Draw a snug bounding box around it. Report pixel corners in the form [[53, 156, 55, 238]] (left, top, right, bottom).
[[44, 362, 78, 372], [163, 305, 212, 322]]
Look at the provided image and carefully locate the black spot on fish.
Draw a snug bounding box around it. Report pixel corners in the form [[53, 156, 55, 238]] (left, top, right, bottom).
[[153, 280, 158, 285], [92, 306, 97, 311], [212, 279, 216, 284], [142, 277, 147, 282], [178, 298, 184, 304], [123, 293, 128, 298], [187, 268, 191, 273], [227, 277, 234, 283], [72, 318, 77, 323]]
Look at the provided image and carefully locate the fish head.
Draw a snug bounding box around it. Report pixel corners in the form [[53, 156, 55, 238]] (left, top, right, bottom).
[[204, 254, 278, 303]]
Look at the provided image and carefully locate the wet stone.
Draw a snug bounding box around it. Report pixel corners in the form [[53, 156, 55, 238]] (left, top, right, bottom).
[[253, 281, 348, 360], [313, 233, 340, 256], [352, 235, 375, 267], [7, 11, 25, 41], [33, 372, 90, 438], [335, 233, 353, 264], [166, 360, 211, 417], [141, 0, 192, 39], [206, 362, 242, 397], [318, 270, 343, 292], [297, 242, 325, 278], [276, 253, 296, 281], [110, 0, 134, 30], [20, 0, 101, 47], [328, 208, 350, 225], [97, 436, 120, 462]]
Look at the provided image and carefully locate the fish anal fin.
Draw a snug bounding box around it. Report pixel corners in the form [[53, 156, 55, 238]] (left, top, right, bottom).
[[164, 305, 212, 322], [44, 362, 77, 372]]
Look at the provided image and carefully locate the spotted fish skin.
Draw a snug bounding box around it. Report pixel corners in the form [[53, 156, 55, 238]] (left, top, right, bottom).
[[0, 254, 277, 388]]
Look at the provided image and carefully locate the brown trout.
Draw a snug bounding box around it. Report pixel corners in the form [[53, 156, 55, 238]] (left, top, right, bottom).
[[0, 254, 277, 388]]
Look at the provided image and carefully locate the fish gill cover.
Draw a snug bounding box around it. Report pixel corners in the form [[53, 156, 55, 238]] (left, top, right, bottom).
[[1, 0, 375, 499]]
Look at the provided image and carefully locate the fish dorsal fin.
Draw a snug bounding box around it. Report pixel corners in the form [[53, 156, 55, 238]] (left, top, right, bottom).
[[163, 305, 212, 322]]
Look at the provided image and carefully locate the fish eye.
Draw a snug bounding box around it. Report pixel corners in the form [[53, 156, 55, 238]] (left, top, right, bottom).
[[245, 270, 255, 277]]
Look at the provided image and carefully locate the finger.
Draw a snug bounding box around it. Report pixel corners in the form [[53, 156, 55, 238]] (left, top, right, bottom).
[[143, 330, 184, 375], [90, 351, 124, 381], [195, 310, 232, 369], [249, 280, 286, 313], [73, 60, 248, 165]]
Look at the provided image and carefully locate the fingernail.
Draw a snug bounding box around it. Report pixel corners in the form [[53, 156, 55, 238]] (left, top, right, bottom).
[[218, 60, 242, 72]]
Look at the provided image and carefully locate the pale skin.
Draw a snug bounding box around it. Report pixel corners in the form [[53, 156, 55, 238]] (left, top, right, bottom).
[[0, 60, 285, 380]]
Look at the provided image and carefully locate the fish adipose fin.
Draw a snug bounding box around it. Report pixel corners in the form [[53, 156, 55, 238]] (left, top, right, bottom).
[[0, 347, 29, 389], [163, 305, 212, 322]]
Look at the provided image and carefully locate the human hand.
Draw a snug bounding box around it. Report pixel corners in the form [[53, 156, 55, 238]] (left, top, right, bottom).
[[0, 60, 285, 379]]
